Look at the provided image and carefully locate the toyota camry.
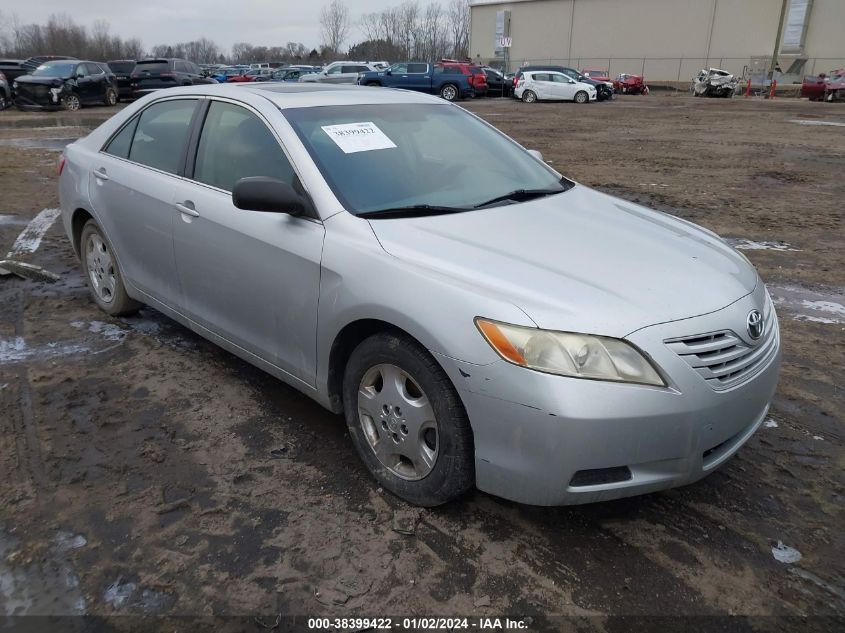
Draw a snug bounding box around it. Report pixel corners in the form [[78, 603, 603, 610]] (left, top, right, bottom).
[[58, 83, 780, 506]]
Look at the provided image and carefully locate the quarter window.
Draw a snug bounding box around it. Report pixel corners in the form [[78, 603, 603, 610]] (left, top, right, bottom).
[[104, 116, 139, 158], [193, 101, 295, 192], [128, 99, 197, 174]]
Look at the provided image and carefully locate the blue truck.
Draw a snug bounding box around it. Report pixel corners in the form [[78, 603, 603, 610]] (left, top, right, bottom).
[[357, 62, 475, 101]]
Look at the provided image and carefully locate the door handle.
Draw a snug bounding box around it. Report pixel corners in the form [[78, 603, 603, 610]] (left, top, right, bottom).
[[175, 202, 200, 217], [94, 168, 109, 181]]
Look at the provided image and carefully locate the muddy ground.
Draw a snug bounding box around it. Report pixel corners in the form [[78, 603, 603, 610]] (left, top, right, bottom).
[[0, 94, 843, 631]]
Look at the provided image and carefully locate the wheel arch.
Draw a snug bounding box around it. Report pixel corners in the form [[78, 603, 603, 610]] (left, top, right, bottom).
[[71, 207, 94, 256]]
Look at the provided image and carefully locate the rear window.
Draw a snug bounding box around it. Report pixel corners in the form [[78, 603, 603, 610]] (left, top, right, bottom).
[[128, 99, 197, 174], [108, 61, 135, 74], [134, 60, 171, 73]]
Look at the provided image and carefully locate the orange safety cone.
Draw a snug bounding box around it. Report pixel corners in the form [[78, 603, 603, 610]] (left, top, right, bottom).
[[745, 78, 752, 97], [769, 79, 777, 99]]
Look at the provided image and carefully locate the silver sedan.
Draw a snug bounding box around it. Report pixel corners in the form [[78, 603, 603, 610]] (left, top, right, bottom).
[[58, 83, 780, 506]]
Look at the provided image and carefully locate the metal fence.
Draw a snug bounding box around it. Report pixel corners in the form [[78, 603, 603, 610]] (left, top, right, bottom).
[[484, 57, 845, 84]]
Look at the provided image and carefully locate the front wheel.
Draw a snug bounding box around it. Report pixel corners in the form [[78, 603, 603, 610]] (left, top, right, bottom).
[[104, 87, 117, 106], [521, 90, 537, 103], [365, 81, 381, 87], [574, 90, 589, 104], [79, 220, 141, 317], [62, 93, 81, 111], [439, 83, 458, 101], [343, 332, 474, 507]]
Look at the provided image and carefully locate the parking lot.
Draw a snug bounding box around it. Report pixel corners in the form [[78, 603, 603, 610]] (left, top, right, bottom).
[[0, 94, 843, 627]]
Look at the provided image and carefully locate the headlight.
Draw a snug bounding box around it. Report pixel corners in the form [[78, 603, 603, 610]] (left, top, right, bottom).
[[475, 318, 665, 386], [12, 81, 17, 89]]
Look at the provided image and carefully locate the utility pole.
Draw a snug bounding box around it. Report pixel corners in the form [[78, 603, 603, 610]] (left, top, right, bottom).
[[770, 0, 789, 76]]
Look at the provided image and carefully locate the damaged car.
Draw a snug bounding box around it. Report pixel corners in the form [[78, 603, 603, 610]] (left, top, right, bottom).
[[58, 84, 781, 508], [14, 60, 117, 111], [692, 68, 739, 98]]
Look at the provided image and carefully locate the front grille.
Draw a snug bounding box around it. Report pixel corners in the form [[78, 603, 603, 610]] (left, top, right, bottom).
[[569, 466, 632, 487], [665, 305, 778, 391]]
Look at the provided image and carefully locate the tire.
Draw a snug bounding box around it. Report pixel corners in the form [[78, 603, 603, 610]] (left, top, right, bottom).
[[62, 93, 81, 111], [104, 87, 117, 106], [574, 90, 589, 104], [0, 94, 7, 110], [521, 90, 537, 103], [439, 83, 458, 101], [342, 332, 474, 507], [365, 81, 381, 87], [79, 220, 141, 317]]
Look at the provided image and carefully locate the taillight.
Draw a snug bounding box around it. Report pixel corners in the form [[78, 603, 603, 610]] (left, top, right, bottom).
[[57, 154, 66, 177], [160, 72, 175, 77]]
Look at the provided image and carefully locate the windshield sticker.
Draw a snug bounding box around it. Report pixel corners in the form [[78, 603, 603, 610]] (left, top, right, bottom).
[[321, 122, 397, 154]]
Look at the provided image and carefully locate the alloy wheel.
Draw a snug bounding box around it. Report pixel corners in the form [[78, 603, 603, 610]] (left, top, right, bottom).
[[63, 94, 81, 111], [357, 363, 439, 480], [441, 85, 457, 101], [85, 233, 117, 304]]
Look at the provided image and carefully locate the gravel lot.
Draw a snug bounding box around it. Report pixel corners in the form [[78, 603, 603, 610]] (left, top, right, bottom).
[[0, 94, 843, 630]]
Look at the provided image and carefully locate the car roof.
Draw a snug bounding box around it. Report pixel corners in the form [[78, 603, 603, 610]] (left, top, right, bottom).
[[149, 82, 445, 108]]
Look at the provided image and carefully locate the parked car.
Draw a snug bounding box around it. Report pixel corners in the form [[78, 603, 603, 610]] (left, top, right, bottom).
[[358, 62, 476, 101], [515, 70, 597, 103], [300, 61, 382, 84], [241, 68, 275, 82], [582, 68, 611, 83], [614, 73, 649, 95], [57, 83, 781, 507], [513, 66, 613, 101], [129, 58, 216, 97], [692, 68, 738, 98], [0, 59, 25, 88], [438, 59, 488, 96], [20, 55, 77, 74], [106, 60, 136, 101], [0, 72, 10, 109], [801, 69, 845, 102], [211, 67, 249, 83], [14, 60, 117, 111], [482, 67, 510, 97], [270, 67, 314, 82]]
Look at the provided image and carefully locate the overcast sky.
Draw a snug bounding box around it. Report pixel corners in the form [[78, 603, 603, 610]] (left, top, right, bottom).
[[12, 0, 410, 51]]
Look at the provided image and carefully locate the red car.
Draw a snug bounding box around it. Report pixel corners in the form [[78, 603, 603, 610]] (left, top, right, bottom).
[[438, 59, 488, 96], [801, 69, 845, 102], [613, 73, 649, 95], [582, 68, 610, 83]]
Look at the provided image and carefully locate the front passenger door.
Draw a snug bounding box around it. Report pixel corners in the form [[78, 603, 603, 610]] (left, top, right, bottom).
[[171, 100, 325, 384]]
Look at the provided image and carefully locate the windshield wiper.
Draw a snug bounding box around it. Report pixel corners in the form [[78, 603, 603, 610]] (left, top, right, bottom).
[[473, 182, 571, 209], [358, 204, 469, 219]]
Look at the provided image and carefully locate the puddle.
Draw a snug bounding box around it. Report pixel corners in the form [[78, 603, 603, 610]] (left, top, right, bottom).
[[70, 320, 127, 343], [726, 238, 800, 252], [767, 283, 845, 325], [0, 138, 76, 151], [790, 119, 845, 127], [0, 214, 28, 226], [0, 527, 86, 615]]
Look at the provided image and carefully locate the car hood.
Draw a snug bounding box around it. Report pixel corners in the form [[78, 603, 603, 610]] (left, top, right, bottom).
[[14, 75, 68, 85], [368, 185, 757, 338]]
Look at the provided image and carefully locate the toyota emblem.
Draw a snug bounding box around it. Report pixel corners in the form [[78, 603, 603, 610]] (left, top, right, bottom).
[[747, 310, 764, 340]]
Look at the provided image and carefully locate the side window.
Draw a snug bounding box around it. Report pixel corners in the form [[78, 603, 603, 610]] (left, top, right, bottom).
[[534, 73, 550, 82], [104, 116, 139, 158], [76, 64, 89, 78], [326, 65, 342, 75], [551, 74, 567, 83], [174, 61, 188, 73], [193, 101, 295, 193], [391, 63, 408, 74], [129, 99, 197, 174], [408, 63, 428, 74], [85, 63, 102, 75]]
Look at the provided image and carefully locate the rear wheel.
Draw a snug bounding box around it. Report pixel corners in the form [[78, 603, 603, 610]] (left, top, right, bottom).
[[62, 93, 81, 111], [574, 90, 589, 104], [79, 220, 141, 317], [522, 90, 537, 103], [439, 83, 458, 101], [365, 81, 381, 87], [343, 332, 474, 507], [104, 87, 117, 106]]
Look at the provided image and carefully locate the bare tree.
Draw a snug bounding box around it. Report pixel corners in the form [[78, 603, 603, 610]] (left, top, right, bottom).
[[320, 0, 350, 55], [447, 0, 470, 59]]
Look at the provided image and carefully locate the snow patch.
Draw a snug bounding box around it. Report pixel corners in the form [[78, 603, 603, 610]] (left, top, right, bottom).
[[790, 119, 845, 127], [772, 541, 802, 564], [70, 320, 127, 342], [6, 208, 61, 257], [726, 238, 799, 251], [763, 418, 778, 428]]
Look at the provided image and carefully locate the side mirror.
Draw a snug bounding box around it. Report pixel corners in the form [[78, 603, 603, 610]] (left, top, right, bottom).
[[386, 70, 392, 75], [569, 79, 576, 84], [527, 149, 544, 162], [232, 177, 308, 217]]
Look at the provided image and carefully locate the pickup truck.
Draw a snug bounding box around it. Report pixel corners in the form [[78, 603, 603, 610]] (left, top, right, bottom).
[[357, 62, 475, 101]]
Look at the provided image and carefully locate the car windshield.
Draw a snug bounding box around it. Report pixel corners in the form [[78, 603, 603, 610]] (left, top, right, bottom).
[[284, 103, 570, 215], [32, 62, 77, 77]]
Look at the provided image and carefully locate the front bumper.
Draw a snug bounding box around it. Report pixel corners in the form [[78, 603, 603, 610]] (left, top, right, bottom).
[[435, 284, 781, 506]]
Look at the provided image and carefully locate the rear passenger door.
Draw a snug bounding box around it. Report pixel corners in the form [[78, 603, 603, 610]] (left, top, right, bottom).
[[89, 98, 200, 307], [405, 63, 431, 92], [171, 99, 325, 384]]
